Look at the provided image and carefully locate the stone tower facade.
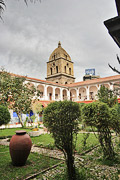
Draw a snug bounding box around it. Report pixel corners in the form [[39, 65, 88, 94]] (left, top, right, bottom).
[[46, 42, 75, 84]]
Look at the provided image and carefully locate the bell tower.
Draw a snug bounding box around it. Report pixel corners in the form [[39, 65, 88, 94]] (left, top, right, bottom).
[[46, 42, 75, 84]]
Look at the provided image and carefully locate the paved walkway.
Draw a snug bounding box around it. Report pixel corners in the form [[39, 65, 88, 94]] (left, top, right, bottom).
[[0, 138, 9, 146]]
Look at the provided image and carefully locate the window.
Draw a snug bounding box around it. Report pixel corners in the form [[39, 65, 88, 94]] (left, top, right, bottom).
[[56, 66, 58, 73], [64, 66, 66, 73], [69, 68, 71, 75], [50, 68, 52, 75]]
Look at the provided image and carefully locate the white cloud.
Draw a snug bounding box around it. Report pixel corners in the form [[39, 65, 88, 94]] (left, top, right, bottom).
[[0, 0, 119, 82]]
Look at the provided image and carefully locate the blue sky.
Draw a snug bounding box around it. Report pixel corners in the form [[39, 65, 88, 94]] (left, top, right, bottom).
[[0, 0, 119, 82]]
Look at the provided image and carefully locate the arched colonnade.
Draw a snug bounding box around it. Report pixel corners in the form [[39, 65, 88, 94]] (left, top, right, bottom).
[[24, 81, 119, 102]]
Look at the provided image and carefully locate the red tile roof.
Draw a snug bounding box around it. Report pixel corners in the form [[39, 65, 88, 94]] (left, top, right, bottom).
[[9, 72, 120, 88], [65, 75, 120, 88]]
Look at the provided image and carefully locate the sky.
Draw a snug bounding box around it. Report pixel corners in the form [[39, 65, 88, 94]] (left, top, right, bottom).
[[0, 0, 120, 82]]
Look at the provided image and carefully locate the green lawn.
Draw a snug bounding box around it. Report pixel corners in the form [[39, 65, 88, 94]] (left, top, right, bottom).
[[0, 145, 60, 180], [0, 128, 99, 152], [31, 133, 55, 148], [0, 128, 31, 138], [76, 133, 99, 152], [31, 133, 99, 152]]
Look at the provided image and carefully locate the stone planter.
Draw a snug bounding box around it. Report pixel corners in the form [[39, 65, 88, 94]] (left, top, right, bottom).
[[9, 130, 32, 166], [28, 131, 41, 137]]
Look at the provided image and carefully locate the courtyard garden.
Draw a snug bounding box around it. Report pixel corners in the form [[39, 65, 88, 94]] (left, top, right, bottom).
[[0, 74, 120, 179], [0, 126, 120, 179]]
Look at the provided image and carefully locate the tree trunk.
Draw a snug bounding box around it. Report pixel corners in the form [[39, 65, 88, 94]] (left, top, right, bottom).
[[66, 152, 76, 180], [98, 127, 115, 159], [17, 112, 24, 128]]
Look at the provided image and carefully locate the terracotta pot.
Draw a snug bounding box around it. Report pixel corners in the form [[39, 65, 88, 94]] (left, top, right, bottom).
[[9, 130, 32, 166]]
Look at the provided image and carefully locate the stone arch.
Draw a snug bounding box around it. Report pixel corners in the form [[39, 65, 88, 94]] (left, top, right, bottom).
[[70, 89, 77, 101], [26, 82, 35, 89], [62, 89, 67, 100], [89, 86, 98, 100], [113, 81, 120, 96], [102, 83, 110, 89], [79, 87, 87, 101], [47, 86, 53, 100], [113, 81, 120, 89], [55, 88, 60, 100], [37, 85, 44, 98]]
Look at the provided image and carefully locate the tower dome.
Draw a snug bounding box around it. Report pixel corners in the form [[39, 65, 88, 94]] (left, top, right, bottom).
[[49, 41, 71, 61], [46, 42, 75, 84]]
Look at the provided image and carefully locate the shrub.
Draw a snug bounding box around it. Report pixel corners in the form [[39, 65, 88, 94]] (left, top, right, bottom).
[[82, 101, 115, 159], [0, 105, 10, 126], [43, 100, 81, 180]]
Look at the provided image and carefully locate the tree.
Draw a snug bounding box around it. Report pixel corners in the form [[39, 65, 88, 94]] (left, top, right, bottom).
[[43, 100, 81, 180], [32, 101, 43, 115], [82, 101, 115, 160], [0, 0, 41, 18], [97, 85, 117, 107], [0, 69, 40, 127], [32, 101, 43, 125], [0, 105, 10, 126], [108, 54, 120, 74], [110, 104, 120, 138], [0, 0, 5, 18]]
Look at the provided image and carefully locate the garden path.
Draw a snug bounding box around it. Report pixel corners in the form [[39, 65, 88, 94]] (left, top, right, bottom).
[[0, 138, 84, 161]]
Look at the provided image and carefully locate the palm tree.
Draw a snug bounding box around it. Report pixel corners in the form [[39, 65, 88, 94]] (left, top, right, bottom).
[[0, 0, 5, 18], [0, 0, 40, 18]]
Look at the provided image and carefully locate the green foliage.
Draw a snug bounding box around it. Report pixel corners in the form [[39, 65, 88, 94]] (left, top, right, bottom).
[[110, 103, 120, 134], [23, 117, 29, 128], [0, 69, 40, 127], [43, 100, 81, 180], [32, 102, 43, 115], [0, 105, 10, 126], [82, 101, 115, 159], [97, 85, 117, 107], [43, 101, 81, 148], [82, 133, 90, 148], [82, 101, 111, 128], [31, 115, 36, 122]]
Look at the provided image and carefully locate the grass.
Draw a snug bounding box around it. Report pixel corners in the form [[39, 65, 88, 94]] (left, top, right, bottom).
[[0, 128, 31, 138], [0, 128, 99, 152], [0, 128, 119, 179], [76, 133, 99, 152], [31, 133, 99, 153], [0, 145, 61, 180], [31, 133, 55, 149]]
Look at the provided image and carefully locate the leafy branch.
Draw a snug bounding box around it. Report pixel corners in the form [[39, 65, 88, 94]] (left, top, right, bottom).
[[108, 54, 120, 74], [0, 0, 41, 18]]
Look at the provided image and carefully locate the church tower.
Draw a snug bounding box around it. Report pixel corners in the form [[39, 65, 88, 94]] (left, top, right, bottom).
[[46, 42, 75, 84]]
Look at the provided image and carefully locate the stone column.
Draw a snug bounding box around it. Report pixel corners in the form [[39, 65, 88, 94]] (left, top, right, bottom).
[[52, 87, 55, 101], [76, 88, 79, 101], [67, 89, 70, 100], [86, 86, 90, 100], [60, 88, 63, 101], [110, 83, 114, 90], [44, 85, 48, 100]]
